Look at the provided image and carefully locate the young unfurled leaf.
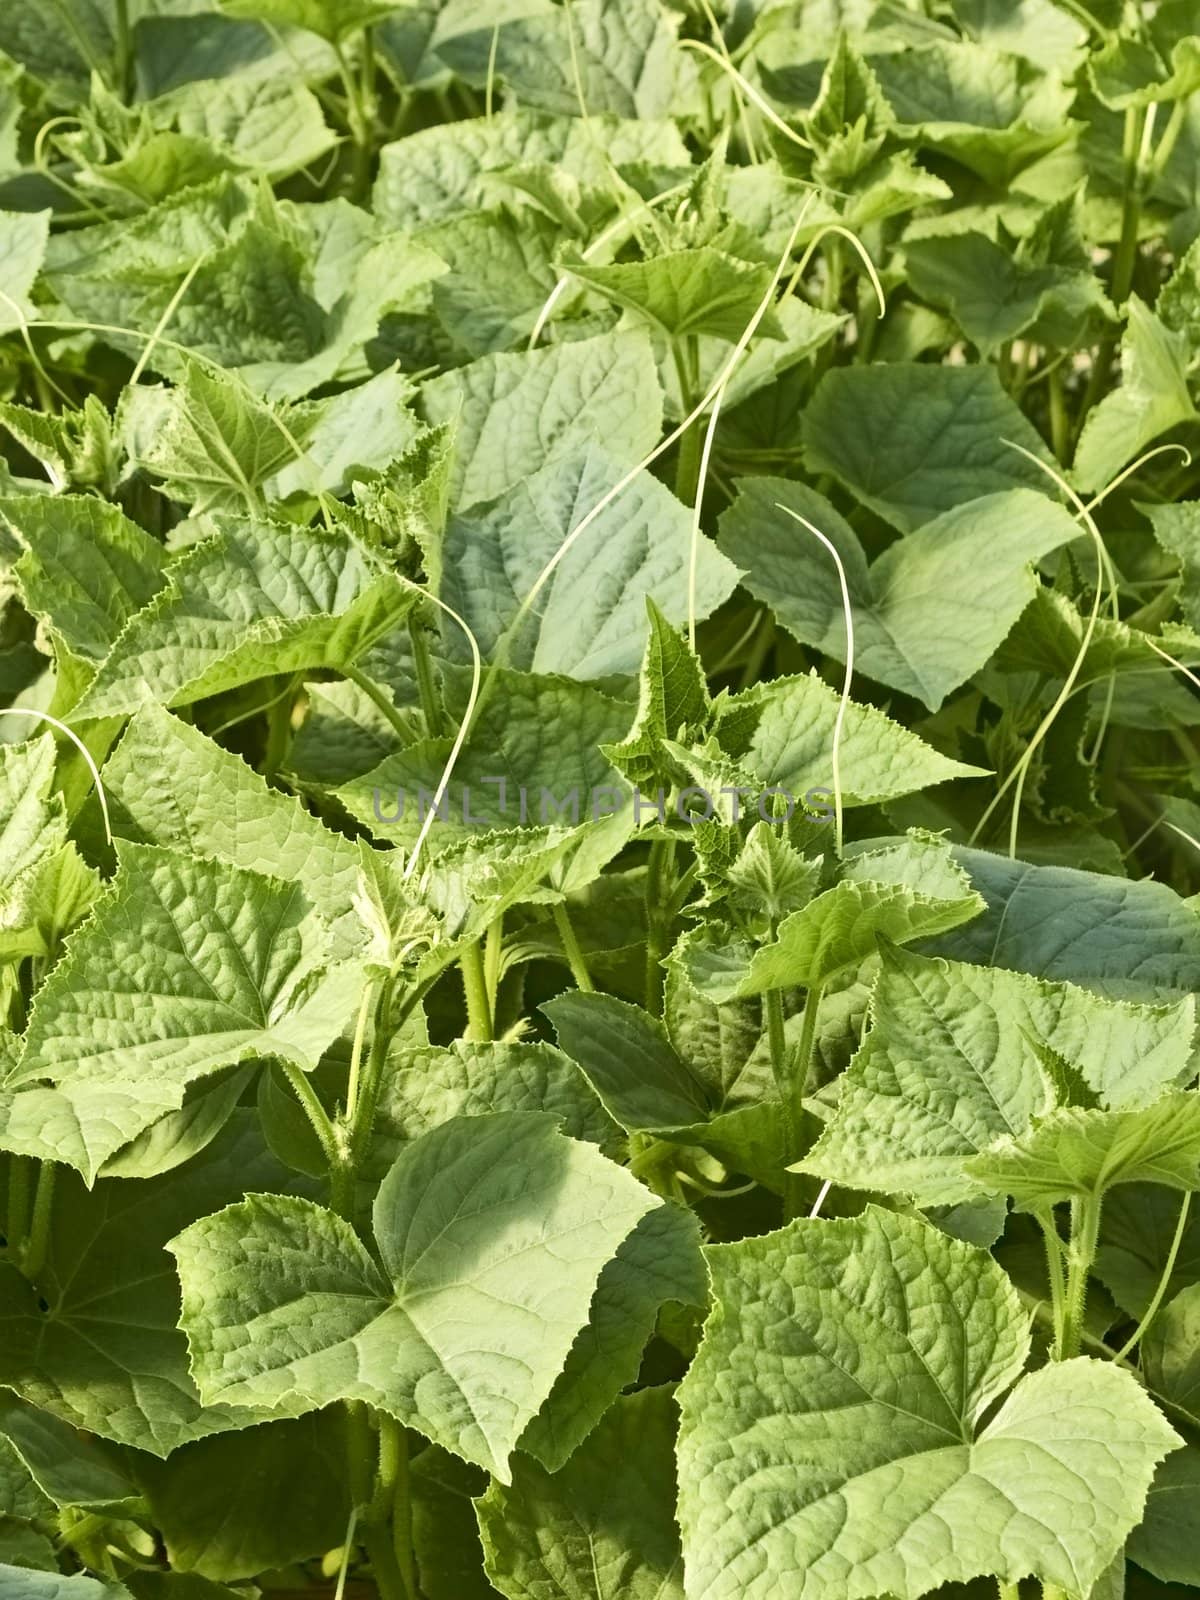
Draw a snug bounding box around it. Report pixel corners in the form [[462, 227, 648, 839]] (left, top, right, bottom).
[[720, 481, 1080, 709], [479, 1388, 686, 1600], [170, 1112, 658, 1479], [677, 1207, 1180, 1600], [686, 837, 982, 1002], [800, 942, 1197, 1204], [965, 1093, 1200, 1208]]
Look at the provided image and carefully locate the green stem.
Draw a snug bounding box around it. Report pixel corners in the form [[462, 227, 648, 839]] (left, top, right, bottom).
[[262, 673, 299, 779], [996, 1583, 1020, 1600], [334, 36, 374, 200], [407, 613, 446, 738], [460, 941, 493, 1041], [643, 839, 673, 1014], [1048, 362, 1069, 464], [483, 913, 504, 1018], [5, 1156, 31, 1254], [552, 901, 594, 991], [672, 338, 703, 505], [1110, 106, 1147, 307], [792, 981, 823, 1123], [114, 0, 132, 99], [1036, 1208, 1067, 1350], [22, 1162, 57, 1282], [280, 1060, 348, 1216], [348, 976, 401, 1172], [345, 664, 413, 745], [1114, 1189, 1192, 1362], [374, 1416, 419, 1600], [1058, 1193, 1103, 1361]]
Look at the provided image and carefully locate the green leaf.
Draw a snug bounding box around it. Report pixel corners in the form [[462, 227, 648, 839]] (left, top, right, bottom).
[[932, 846, 1200, 1000], [687, 838, 983, 1001], [1074, 299, 1196, 494], [72, 517, 411, 721], [0, 1396, 139, 1513], [374, 109, 688, 228], [0, 211, 49, 337], [872, 41, 1075, 184], [603, 598, 711, 787], [1095, 1184, 1200, 1319], [736, 673, 987, 804], [720, 482, 1080, 710], [218, 0, 400, 44], [519, 1206, 706, 1472], [563, 247, 783, 343], [170, 1112, 658, 1478], [479, 1388, 685, 1600], [677, 1207, 1180, 1600], [437, 445, 738, 677], [103, 703, 366, 957], [420, 330, 662, 510], [0, 1115, 290, 1455], [1144, 500, 1200, 629], [0, 397, 117, 495], [0, 495, 168, 666], [1143, 1284, 1200, 1427], [1089, 32, 1200, 110], [544, 991, 712, 1132], [436, 0, 698, 120], [802, 363, 1056, 533], [4, 844, 361, 1179], [801, 942, 1197, 1204], [1128, 1441, 1200, 1586], [0, 1571, 130, 1599], [135, 1414, 352, 1581], [966, 1094, 1200, 1208], [338, 669, 630, 852]]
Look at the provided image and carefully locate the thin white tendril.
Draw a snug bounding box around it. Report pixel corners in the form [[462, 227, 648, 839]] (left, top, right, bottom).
[[775, 504, 853, 856], [968, 441, 1108, 858], [0, 709, 112, 845], [130, 256, 205, 387], [398, 584, 482, 881], [782, 223, 886, 319], [698, 0, 759, 162], [809, 1179, 833, 1218], [1164, 818, 1200, 856], [0, 288, 75, 409], [687, 384, 727, 650], [679, 40, 813, 150], [485, 23, 500, 121], [332, 1508, 358, 1600]]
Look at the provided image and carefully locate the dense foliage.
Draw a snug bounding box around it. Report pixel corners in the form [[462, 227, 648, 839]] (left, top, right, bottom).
[[2, 0, 1200, 1597]]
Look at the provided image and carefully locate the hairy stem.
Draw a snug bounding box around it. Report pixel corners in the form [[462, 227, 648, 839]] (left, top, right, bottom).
[[280, 1059, 348, 1215], [553, 901, 594, 991], [5, 1155, 31, 1255], [460, 941, 493, 1041], [643, 839, 674, 1014], [1058, 1193, 1103, 1361], [345, 664, 413, 745], [407, 612, 446, 738], [22, 1161, 57, 1282]]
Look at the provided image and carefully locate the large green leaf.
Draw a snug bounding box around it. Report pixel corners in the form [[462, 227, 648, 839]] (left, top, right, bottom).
[[676, 1207, 1179, 1600], [3, 844, 361, 1179], [1128, 1441, 1200, 1586], [420, 330, 662, 510], [479, 1388, 685, 1600], [218, 0, 400, 43], [0, 1116, 288, 1455], [932, 847, 1200, 1000], [437, 444, 738, 678], [72, 518, 411, 721], [801, 943, 1197, 1204], [171, 1113, 657, 1478], [563, 247, 782, 343], [0, 211, 49, 336], [1095, 1183, 1200, 1319], [135, 1413, 352, 1580], [720, 482, 1080, 710], [802, 363, 1055, 533]]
